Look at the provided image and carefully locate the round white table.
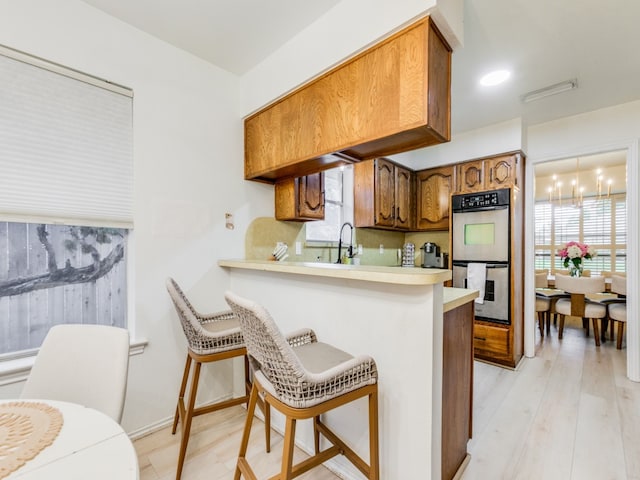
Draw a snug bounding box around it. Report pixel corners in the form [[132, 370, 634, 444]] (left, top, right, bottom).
[[2, 399, 139, 479]]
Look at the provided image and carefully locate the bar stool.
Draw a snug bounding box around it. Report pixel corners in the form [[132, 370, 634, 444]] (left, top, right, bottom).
[[166, 278, 270, 480], [224, 291, 380, 480]]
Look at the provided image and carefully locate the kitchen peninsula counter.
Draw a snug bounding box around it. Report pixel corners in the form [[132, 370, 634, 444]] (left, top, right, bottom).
[[219, 259, 476, 479], [218, 259, 451, 285]]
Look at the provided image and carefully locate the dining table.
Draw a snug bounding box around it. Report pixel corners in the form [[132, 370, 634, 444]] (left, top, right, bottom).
[[1, 399, 139, 479], [535, 287, 619, 339]]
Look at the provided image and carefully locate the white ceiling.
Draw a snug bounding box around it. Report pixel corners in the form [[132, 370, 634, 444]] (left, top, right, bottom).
[[80, 0, 341, 76], [80, 0, 640, 135]]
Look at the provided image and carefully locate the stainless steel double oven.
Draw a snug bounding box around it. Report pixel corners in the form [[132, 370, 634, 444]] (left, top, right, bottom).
[[451, 188, 511, 325]]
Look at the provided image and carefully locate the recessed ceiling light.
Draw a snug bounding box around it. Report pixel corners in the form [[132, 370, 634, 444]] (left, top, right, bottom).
[[479, 70, 511, 86]]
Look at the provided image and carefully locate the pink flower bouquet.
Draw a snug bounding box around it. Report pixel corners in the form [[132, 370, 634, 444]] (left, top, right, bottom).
[[557, 241, 596, 276]]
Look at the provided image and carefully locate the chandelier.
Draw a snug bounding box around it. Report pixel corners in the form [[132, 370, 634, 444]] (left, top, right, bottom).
[[547, 158, 613, 206]]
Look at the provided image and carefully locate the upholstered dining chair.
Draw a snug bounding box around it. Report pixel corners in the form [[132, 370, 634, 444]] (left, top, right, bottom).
[[166, 278, 269, 480], [535, 272, 551, 337], [607, 274, 627, 349], [225, 291, 380, 480], [21, 324, 130, 423], [554, 275, 607, 346]]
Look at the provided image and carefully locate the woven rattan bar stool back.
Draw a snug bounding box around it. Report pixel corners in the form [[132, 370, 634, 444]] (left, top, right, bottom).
[[225, 290, 380, 480], [166, 278, 270, 480]]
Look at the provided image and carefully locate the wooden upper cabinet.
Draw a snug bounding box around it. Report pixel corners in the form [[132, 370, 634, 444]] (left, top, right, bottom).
[[456, 160, 484, 194], [485, 153, 521, 190], [245, 16, 452, 183], [394, 166, 412, 230], [374, 159, 396, 227], [355, 158, 413, 231], [275, 172, 324, 221], [455, 153, 522, 193], [415, 165, 455, 230]]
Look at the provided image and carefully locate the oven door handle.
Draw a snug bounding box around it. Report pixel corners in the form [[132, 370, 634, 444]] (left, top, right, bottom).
[[452, 204, 509, 214], [452, 261, 508, 268]]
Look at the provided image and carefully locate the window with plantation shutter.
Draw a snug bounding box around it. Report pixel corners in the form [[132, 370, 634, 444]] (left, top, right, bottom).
[[534, 194, 626, 275]]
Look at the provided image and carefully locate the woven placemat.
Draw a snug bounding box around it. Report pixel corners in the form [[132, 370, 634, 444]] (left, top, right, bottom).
[[0, 401, 64, 479]]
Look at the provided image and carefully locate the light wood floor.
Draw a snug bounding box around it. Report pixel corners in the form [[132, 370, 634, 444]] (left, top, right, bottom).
[[134, 316, 640, 479]]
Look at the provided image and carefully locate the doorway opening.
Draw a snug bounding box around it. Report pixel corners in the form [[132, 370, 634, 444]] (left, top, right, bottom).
[[533, 150, 628, 351]]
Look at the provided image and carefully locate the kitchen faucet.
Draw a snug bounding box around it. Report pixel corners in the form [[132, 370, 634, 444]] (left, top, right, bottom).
[[336, 222, 354, 264]]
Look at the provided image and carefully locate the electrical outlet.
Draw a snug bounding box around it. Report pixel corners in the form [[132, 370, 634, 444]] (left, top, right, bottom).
[[358, 244, 363, 255], [295, 241, 302, 255], [379, 244, 384, 254]]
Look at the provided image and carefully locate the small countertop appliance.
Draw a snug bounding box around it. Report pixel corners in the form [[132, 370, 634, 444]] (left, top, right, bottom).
[[421, 242, 448, 268]]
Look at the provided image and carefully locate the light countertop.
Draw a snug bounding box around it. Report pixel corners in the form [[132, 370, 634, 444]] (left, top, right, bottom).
[[219, 260, 478, 310], [443, 287, 479, 312], [218, 259, 452, 286]]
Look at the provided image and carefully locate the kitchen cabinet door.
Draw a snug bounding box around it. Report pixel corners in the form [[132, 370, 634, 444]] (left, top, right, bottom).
[[442, 300, 474, 480], [297, 173, 324, 219], [374, 158, 396, 228], [415, 165, 454, 230], [456, 160, 484, 193], [275, 172, 324, 221], [485, 153, 520, 190], [355, 158, 413, 231], [394, 165, 413, 229]]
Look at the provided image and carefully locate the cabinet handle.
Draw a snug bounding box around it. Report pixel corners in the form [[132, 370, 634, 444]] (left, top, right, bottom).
[[474, 336, 487, 342], [489, 168, 493, 183]]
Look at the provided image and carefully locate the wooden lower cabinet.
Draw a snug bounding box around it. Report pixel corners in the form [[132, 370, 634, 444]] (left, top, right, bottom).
[[442, 299, 474, 480], [473, 322, 511, 360]]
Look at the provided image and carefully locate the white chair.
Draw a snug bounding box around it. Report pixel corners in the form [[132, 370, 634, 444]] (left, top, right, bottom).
[[535, 272, 551, 337], [21, 324, 130, 423], [225, 291, 380, 480], [555, 275, 607, 346], [608, 275, 627, 349]]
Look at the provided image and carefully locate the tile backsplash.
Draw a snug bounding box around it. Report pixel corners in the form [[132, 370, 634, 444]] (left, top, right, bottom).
[[245, 217, 450, 267]]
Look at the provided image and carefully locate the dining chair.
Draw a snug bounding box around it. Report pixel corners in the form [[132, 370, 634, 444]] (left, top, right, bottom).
[[21, 324, 130, 423], [607, 274, 627, 349], [535, 272, 551, 337], [225, 291, 380, 480], [166, 278, 270, 480], [554, 275, 607, 346]]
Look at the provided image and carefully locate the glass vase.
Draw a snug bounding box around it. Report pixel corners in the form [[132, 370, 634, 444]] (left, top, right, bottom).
[[569, 261, 583, 277]]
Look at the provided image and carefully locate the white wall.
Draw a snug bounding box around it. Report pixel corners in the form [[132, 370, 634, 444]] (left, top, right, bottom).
[[0, 0, 274, 433], [240, 0, 462, 116], [392, 117, 524, 169]]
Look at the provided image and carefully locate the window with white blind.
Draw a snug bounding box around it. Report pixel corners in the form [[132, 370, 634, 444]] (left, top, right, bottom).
[[0, 46, 133, 358], [305, 165, 354, 243], [534, 194, 627, 275]]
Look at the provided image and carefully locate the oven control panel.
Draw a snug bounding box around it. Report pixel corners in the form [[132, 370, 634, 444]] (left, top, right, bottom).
[[452, 188, 510, 211], [461, 192, 500, 208]]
